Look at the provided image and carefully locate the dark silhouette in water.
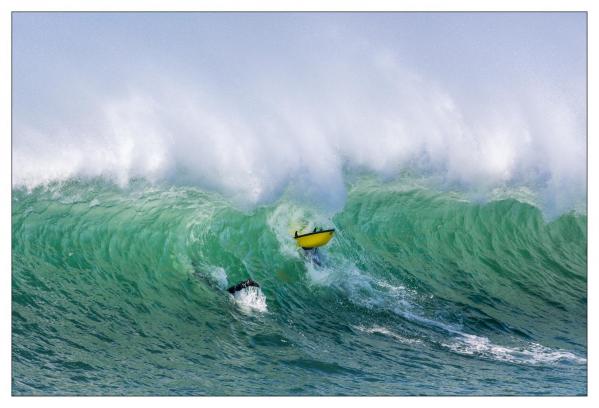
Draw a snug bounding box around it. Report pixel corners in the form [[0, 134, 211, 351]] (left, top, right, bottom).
[[227, 279, 260, 294]]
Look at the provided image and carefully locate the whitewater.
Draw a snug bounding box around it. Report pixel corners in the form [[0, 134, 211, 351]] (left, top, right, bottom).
[[12, 12, 586, 395]]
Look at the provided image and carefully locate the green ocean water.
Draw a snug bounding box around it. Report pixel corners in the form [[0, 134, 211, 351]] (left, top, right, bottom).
[[12, 177, 587, 395]]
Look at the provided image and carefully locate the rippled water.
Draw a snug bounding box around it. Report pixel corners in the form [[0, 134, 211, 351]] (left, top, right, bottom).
[[12, 178, 587, 395]]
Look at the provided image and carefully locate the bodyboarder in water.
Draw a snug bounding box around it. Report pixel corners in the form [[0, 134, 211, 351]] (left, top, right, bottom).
[[227, 278, 260, 294]]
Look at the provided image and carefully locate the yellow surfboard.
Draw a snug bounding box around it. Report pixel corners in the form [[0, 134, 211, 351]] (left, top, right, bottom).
[[294, 229, 335, 249]]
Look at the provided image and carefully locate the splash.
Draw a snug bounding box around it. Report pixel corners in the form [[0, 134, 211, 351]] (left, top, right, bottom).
[[231, 286, 268, 314], [12, 17, 586, 214]]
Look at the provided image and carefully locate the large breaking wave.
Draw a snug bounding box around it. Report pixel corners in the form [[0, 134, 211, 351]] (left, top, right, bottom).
[[12, 12, 586, 395], [12, 178, 587, 395], [12, 14, 586, 215]]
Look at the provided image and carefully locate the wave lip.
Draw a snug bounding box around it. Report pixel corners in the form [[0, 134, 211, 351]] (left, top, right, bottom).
[[12, 28, 586, 214]]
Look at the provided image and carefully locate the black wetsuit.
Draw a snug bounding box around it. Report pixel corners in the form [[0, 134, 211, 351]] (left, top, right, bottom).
[[227, 279, 260, 294]]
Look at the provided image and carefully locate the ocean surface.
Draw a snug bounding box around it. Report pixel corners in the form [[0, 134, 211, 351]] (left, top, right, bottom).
[[12, 176, 587, 395]]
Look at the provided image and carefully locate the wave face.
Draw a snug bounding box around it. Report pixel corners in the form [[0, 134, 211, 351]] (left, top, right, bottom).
[[12, 178, 587, 395]]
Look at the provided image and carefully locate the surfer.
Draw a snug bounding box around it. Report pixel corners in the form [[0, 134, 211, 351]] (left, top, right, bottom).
[[227, 278, 260, 294]]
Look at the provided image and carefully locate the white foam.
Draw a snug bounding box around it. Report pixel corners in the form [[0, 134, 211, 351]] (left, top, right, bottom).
[[303, 259, 417, 316], [308, 260, 585, 367], [354, 325, 421, 345], [206, 266, 229, 290], [232, 286, 268, 314], [443, 333, 586, 365], [191, 262, 229, 290], [266, 201, 331, 260], [12, 41, 586, 214]]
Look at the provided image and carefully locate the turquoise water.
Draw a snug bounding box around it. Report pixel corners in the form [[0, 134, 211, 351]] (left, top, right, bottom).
[[12, 178, 587, 395]]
